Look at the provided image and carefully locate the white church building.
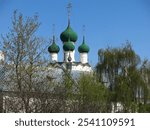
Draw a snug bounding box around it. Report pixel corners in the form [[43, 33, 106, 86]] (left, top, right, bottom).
[[46, 3, 92, 80]]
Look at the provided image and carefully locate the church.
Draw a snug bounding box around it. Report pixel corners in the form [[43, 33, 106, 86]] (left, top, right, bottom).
[[0, 3, 92, 82], [46, 3, 92, 81]]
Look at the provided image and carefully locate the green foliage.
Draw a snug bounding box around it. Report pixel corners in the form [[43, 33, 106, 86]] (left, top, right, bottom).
[[97, 43, 140, 90], [62, 71, 74, 99], [77, 73, 109, 112], [96, 42, 150, 112]]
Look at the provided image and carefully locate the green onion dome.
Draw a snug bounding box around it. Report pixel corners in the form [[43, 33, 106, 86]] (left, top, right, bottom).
[[60, 24, 78, 43], [48, 36, 60, 53], [78, 36, 90, 53], [63, 38, 75, 51]]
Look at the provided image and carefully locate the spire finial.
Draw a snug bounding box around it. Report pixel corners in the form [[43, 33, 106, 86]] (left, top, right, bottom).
[[82, 25, 86, 44], [83, 36, 85, 44], [67, 1, 72, 26], [82, 25, 86, 36], [52, 35, 55, 43], [52, 24, 55, 43], [52, 24, 55, 36]]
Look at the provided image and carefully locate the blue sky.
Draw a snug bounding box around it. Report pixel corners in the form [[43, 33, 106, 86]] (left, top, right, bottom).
[[0, 0, 150, 67]]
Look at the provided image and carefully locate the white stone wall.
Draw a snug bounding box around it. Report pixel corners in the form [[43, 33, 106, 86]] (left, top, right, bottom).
[[0, 51, 4, 61], [80, 53, 88, 64], [51, 53, 58, 62], [72, 64, 92, 72], [47, 63, 92, 83]]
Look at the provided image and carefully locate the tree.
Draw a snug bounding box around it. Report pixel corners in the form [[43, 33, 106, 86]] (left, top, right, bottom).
[[77, 73, 109, 112], [138, 59, 150, 112], [96, 42, 149, 112], [1, 11, 49, 112]]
